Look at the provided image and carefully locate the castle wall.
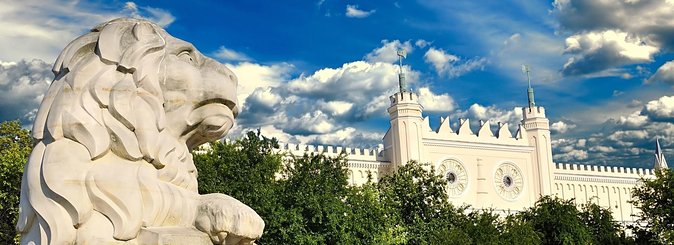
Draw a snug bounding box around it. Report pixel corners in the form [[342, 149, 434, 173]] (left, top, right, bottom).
[[266, 90, 658, 224], [423, 139, 537, 211], [272, 140, 655, 223], [552, 164, 654, 224], [277, 143, 390, 186]]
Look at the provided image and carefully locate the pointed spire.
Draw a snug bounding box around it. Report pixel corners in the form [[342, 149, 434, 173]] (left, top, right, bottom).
[[522, 65, 535, 108], [655, 138, 668, 170], [397, 49, 407, 93]]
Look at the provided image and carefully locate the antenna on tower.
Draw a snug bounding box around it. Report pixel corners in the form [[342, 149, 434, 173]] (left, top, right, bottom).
[[397, 49, 407, 93], [522, 64, 535, 108]]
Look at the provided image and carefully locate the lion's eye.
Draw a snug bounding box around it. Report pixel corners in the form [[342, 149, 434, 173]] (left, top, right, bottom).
[[178, 50, 194, 63]]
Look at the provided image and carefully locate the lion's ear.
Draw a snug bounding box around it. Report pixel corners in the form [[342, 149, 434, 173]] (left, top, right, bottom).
[[96, 22, 128, 65], [96, 21, 165, 74]]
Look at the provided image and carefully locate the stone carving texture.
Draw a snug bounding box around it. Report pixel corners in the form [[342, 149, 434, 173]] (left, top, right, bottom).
[[16, 18, 264, 245]]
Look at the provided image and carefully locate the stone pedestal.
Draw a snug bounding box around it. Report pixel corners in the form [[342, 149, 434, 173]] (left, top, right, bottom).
[[138, 227, 211, 245]]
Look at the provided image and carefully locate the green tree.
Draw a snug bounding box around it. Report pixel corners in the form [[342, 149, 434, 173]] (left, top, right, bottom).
[[499, 214, 543, 245], [519, 196, 593, 245], [275, 152, 352, 244], [344, 182, 403, 244], [631, 168, 674, 244], [377, 161, 458, 244], [430, 209, 542, 245], [0, 121, 32, 244], [579, 202, 631, 245], [194, 131, 397, 244], [193, 131, 287, 244]]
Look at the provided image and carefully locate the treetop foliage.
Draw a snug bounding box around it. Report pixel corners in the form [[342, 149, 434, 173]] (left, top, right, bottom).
[[0, 125, 672, 244]]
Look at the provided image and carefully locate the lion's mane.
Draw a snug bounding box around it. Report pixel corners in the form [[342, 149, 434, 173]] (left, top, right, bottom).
[[17, 19, 207, 244]]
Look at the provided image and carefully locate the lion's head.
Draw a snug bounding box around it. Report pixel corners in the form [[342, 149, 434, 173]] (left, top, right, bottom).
[[18, 18, 240, 244], [34, 17, 238, 159]]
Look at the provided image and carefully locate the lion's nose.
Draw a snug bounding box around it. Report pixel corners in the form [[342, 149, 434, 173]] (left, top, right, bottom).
[[201, 58, 239, 114]]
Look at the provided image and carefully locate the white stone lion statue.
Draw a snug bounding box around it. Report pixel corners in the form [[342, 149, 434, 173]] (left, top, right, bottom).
[[16, 18, 264, 245]]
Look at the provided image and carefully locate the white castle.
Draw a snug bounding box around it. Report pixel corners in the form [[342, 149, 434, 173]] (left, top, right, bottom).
[[277, 55, 668, 223]]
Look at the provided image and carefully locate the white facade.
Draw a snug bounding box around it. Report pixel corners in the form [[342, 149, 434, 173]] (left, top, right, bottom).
[[278, 90, 660, 223]]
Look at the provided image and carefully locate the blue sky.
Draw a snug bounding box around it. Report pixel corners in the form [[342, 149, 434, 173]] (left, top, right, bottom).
[[2, 0, 674, 168]]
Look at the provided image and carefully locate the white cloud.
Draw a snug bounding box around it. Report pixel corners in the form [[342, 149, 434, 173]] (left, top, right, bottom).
[[286, 61, 415, 108], [647, 60, 674, 84], [0, 1, 174, 62], [123, 2, 175, 27], [300, 127, 383, 147], [345, 5, 376, 18], [461, 104, 522, 125], [617, 111, 648, 128], [551, 121, 577, 134], [213, 46, 251, 62], [589, 146, 616, 153], [286, 111, 336, 134], [552, 0, 674, 77], [415, 39, 430, 48], [423, 47, 486, 78], [424, 47, 459, 70], [549, 94, 674, 166], [0, 59, 52, 125], [319, 100, 354, 116], [555, 149, 589, 162], [226, 62, 294, 109], [417, 87, 455, 112], [561, 30, 658, 76], [364, 40, 414, 63], [246, 87, 282, 112], [231, 124, 383, 148], [642, 95, 674, 121]]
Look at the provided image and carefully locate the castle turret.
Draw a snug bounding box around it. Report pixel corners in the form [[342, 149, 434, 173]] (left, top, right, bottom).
[[385, 49, 424, 168], [521, 67, 553, 197], [654, 138, 668, 171], [387, 92, 424, 167]]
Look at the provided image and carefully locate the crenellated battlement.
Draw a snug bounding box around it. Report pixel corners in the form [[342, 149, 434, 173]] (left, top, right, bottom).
[[522, 106, 546, 119], [555, 163, 655, 176], [389, 91, 419, 105], [420, 116, 530, 146], [276, 142, 387, 161]]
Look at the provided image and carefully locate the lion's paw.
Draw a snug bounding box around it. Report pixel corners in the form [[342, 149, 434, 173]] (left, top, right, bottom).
[[194, 193, 264, 245]]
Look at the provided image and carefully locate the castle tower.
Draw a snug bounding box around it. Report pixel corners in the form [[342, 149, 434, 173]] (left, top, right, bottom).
[[654, 138, 668, 170], [385, 49, 424, 168], [521, 66, 554, 197]]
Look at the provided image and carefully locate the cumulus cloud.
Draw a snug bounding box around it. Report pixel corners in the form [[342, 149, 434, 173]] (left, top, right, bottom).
[[449, 104, 523, 134], [617, 111, 648, 129], [647, 61, 674, 84], [550, 94, 674, 167], [227, 39, 460, 147], [0, 59, 52, 125], [230, 124, 384, 148], [561, 30, 658, 76], [551, 121, 577, 134], [286, 61, 413, 108], [417, 87, 455, 112], [415, 39, 430, 48], [0, 1, 174, 62], [123, 2, 175, 27], [226, 62, 294, 109], [555, 149, 589, 162], [641, 95, 674, 122], [364, 40, 414, 63], [423, 47, 486, 78], [345, 5, 376, 18], [213, 46, 251, 62], [552, 0, 674, 77]]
